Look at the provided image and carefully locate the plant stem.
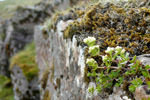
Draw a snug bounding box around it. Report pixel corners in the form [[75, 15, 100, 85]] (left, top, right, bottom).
[[97, 66, 131, 71]]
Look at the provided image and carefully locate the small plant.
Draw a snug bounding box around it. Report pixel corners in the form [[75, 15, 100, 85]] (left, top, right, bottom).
[[83, 37, 150, 95]]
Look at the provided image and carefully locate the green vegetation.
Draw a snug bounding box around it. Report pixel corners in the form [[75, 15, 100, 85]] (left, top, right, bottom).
[[84, 37, 150, 99], [63, 2, 150, 55], [0, 0, 40, 19], [10, 42, 38, 81], [0, 75, 14, 100]]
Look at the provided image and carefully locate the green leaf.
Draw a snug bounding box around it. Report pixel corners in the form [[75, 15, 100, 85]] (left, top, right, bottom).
[[129, 85, 136, 92], [105, 61, 110, 67], [142, 71, 148, 77], [135, 60, 140, 66], [107, 67, 110, 73], [88, 87, 95, 94], [96, 84, 102, 93], [118, 76, 124, 83], [115, 83, 121, 87], [96, 78, 100, 83], [136, 78, 142, 85], [125, 71, 130, 75], [145, 65, 150, 70], [131, 79, 137, 85], [131, 70, 136, 74], [87, 72, 92, 77], [130, 55, 137, 63], [147, 81, 150, 90], [131, 78, 142, 87], [91, 71, 97, 76]]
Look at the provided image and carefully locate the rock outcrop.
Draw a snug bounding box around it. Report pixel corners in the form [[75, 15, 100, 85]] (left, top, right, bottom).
[[34, 0, 150, 100], [1, 0, 84, 100], [1, 0, 150, 100]]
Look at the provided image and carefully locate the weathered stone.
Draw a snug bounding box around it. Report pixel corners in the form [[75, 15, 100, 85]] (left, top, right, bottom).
[[8, 0, 85, 99], [34, 20, 132, 100], [137, 54, 150, 66], [11, 65, 40, 100], [133, 86, 150, 100], [0, 20, 13, 77]]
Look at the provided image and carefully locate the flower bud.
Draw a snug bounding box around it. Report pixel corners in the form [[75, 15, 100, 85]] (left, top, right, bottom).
[[105, 47, 115, 54], [102, 55, 108, 62], [83, 37, 96, 46], [86, 58, 98, 67], [115, 46, 122, 51], [121, 49, 125, 54]]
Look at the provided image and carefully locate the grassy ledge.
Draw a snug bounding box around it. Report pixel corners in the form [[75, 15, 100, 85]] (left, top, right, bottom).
[[10, 42, 38, 81]]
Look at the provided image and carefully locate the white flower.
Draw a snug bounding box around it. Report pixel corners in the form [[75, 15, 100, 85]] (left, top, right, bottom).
[[83, 36, 96, 46], [115, 46, 122, 51], [102, 55, 108, 62], [86, 58, 98, 67], [121, 49, 126, 54], [88, 45, 99, 56], [123, 96, 131, 100], [105, 47, 115, 54]]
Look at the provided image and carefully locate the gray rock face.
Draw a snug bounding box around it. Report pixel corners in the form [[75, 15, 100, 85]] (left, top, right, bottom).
[[11, 66, 40, 100], [0, 0, 82, 77], [0, 20, 13, 77], [34, 20, 129, 100], [0, 0, 56, 76], [6, 0, 84, 100], [34, 19, 150, 100], [137, 54, 150, 66]]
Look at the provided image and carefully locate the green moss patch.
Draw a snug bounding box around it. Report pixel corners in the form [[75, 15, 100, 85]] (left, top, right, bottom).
[[0, 75, 14, 100], [10, 42, 38, 81], [63, 3, 150, 56]]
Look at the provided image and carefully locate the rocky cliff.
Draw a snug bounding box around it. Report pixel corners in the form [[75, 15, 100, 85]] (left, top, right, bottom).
[[1, 0, 150, 100], [34, 0, 150, 100]]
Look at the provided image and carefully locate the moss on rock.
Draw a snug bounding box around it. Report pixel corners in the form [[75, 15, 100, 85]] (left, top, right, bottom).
[[10, 42, 38, 81], [0, 75, 14, 100], [63, 2, 150, 56]]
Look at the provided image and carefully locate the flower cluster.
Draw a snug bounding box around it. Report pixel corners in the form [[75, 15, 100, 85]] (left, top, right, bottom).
[[83, 36, 96, 47], [86, 58, 98, 67], [83, 36, 99, 56]]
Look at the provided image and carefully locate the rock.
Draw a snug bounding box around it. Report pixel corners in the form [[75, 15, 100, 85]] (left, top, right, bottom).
[[34, 1, 150, 99], [9, 42, 39, 100], [34, 20, 129, 100], [134, 86, 150, 100], [0, 20, 13, 77], [137, 54, 150, 66], [7, 0, 84, 99], [11, 65, 40, 100]]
